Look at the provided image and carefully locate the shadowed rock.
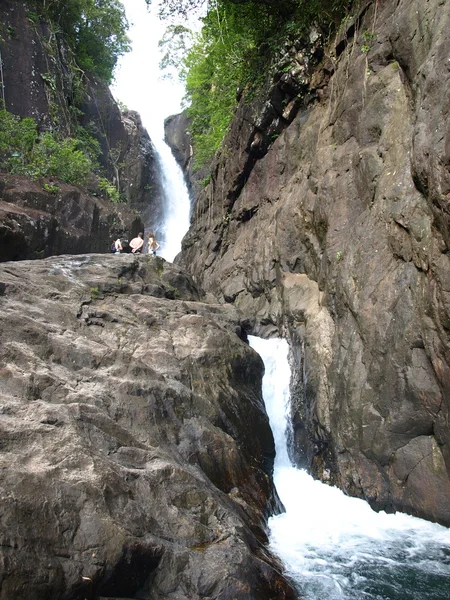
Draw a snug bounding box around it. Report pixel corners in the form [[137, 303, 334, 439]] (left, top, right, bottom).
[[177, 0, 450, 526]]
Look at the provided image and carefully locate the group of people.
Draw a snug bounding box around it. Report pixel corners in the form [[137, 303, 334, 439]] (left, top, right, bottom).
[[111, 232, 160, 256]]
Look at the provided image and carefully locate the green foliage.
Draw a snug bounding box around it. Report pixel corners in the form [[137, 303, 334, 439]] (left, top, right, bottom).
[[90, 286, 103, 300], [42, 182, 60, 194], [167, 0, 354, 169], [361, 29, 376, 54], [182, 1, 270, 167], [146, 0, 204, 19], [0, 109, 97, 184], [0, 111, 36, 165], [98, 177, 120, 203], [75, 125, 102, 162], [159, 25, 194, 74], [116, 99, 129, 113], [36, 0, 130, 83], [362, 29, 376, 43]]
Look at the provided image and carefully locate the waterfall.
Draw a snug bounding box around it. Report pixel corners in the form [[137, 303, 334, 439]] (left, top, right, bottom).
[[248, 336, 450, 600], [112, 0, 193, 263], [151, 136, 191, 263]]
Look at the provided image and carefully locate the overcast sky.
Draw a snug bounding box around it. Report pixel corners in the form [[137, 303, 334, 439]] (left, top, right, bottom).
[[111, 0, 188, 140]]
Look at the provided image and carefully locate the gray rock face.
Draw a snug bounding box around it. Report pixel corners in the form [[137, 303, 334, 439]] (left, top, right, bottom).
[[165, 112, 193, 174], [178, 0, 450, 526], [79, 86, 163, 218], [120, 111, 163, 219], [0, 174, 144, 261], [0, 1, 164, 259], [0, 254, 295, 599]]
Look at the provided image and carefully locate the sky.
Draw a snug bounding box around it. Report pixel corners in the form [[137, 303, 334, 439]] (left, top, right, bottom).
[[111, 0, 189, 140]]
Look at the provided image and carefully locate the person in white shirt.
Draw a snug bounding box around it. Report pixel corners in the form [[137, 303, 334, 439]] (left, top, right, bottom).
[[115, 238, 123, 254], [147, 232, 160, 256]]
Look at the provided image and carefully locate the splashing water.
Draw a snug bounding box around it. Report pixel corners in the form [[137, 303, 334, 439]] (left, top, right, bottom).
[[248, 336, 450, 600]]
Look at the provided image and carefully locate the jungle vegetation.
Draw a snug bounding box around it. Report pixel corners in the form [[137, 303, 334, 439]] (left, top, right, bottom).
[[154, 0, 353, 168], [0, 109, 100, 185], [35, 0, 130, 84]]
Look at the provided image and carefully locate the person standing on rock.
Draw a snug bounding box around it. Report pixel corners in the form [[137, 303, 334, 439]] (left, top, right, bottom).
[[129, 232, 144, 254], [147, 232, 160, 256], [114, 238, 123, 254]]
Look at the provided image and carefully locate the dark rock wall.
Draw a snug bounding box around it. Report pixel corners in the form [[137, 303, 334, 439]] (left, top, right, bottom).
[[79, 86, 163, 217], [178, 0, 450, 526], [0, 0, 75, 135], [0, 254, 295, 600], [0, 174, 143, 261], [165, 112, 193, 174], [0, 1, 163, 260]]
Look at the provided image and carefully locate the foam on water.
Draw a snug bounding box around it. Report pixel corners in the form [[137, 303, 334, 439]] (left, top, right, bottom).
[[248, 336, 450, 600]]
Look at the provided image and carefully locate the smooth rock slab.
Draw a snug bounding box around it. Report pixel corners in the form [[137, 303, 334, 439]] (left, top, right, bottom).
[[0, 254, 295, 600]]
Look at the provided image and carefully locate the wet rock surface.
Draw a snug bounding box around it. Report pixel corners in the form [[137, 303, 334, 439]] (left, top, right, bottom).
[[178, 0, 450, 526], [0, 254, 295, 600]]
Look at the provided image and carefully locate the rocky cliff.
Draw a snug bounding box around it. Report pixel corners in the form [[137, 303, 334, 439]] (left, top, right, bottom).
[[0, 0, 162, 259], [0, 254, 295, 600], [178, 0, 450, 526], [164, 111, 202, 201], [0, 174, 144, 262]]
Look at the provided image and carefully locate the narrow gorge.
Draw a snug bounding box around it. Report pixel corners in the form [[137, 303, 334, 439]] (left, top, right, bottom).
[[0, 0, 449, 598], [173, 0, 450, 526]]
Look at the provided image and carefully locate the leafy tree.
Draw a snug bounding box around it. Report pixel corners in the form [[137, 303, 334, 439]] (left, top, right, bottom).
[[158, 0, 353, 167], [36, 0, 130, 83], [183, 1, 266, 166]]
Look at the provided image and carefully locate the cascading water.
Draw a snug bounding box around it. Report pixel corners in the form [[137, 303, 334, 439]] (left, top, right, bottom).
[[150, 135, 191, 262], [248, 336, 450, 600], [112, 0, 193, 263]]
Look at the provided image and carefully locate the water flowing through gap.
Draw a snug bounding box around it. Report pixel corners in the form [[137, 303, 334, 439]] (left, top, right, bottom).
[[248, 336, 450, 600]]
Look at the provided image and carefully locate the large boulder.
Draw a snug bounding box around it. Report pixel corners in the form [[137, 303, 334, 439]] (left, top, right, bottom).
[[178, 0, 450, 526], [0, 254, 295, 600]]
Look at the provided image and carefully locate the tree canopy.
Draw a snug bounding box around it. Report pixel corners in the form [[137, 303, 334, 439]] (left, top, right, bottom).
[[37, 0, 130, 83], [157, 0, 353, 168]]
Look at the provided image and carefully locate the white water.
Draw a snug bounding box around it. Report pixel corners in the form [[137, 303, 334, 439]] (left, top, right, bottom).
[[151, 136, 191, 262], [248, 336, 450, 600], [112, 0, 193, 263]]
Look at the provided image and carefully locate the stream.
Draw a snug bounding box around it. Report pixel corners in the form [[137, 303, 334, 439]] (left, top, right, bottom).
[[249, 336, 450, 600]]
